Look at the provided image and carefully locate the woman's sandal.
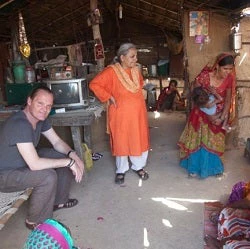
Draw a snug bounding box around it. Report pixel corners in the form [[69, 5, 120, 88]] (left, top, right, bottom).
[[92, 152, 103, 161], [188, 173, 197, 178], [134, 169, 149, 180], [115, 173, 125, 184], [215, 173, 223, 178], [53, 198, 78, 211], [25, 220, 38, 230]]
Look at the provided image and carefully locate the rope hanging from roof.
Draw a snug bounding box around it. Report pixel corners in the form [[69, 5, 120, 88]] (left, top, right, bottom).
[[18, 12, 30, 58]]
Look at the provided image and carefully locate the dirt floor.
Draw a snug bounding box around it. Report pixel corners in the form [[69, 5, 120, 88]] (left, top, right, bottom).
[[0, 111, 250, 249]]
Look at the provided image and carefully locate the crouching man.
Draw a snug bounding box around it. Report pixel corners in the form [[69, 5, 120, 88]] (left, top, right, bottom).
[[0, 86, 84, 229]]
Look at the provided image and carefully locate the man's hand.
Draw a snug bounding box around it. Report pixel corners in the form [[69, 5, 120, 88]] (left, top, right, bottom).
[[68, 153, 85, 183], [70, 162, 84, 183]]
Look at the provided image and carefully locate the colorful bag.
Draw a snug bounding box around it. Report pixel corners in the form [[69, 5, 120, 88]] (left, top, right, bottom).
[[82, 143, 93, 172]]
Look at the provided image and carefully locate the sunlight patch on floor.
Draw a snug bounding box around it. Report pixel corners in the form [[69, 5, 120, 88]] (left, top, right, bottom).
[[144, 227, 150, 247], [165, 197, 218, 203], [154, 111, 161, 119], [151, 196, 219, 211], [162, 219, 173, 228], [152, 197, 188, 210], [138, 179, 142, 187]]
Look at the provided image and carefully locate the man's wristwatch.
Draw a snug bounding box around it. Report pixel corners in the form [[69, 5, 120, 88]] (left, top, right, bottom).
[[67, 150, 75, 157]]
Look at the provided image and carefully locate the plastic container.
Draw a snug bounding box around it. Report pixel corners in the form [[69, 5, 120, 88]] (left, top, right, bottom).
[[25, 66, 36, 83], [230, 32, 242, 51], [157, 60, 169, 77], [12, 60, 26, 83], [148, 64, 157, 77]]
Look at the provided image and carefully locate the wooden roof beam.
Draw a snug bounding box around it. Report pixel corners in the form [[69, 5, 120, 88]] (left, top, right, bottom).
[[122, 2, 179, 24], [183, 0, 229, 13], [31, 5, 86, 36], [124, 14, 180, 31], [139, 0, 178, 15], [0, 0, 14, 10]]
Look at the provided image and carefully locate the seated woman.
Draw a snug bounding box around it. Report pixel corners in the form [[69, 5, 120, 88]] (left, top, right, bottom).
[[156, 79, 184, 111], [205, 182, 250, 248], [23, 218, 80, 248]]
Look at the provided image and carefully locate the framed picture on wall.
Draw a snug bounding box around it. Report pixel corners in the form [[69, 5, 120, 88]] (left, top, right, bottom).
[[189, 11, 209, 37]]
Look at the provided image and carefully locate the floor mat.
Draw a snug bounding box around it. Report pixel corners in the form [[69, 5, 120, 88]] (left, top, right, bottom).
[[203, 201, 223, 249]]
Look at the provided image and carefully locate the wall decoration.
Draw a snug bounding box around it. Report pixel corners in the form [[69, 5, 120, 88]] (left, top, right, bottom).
[[189, 11, 209, 37], [94, 38, 105, 60], [195, 35, 205, 44], [18, 12, 30, 58], [87, 9, 103, 26]]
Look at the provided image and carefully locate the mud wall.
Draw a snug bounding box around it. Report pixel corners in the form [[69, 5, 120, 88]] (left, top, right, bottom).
[[235, 17, 250, 143], [184, 12, 231, 83]]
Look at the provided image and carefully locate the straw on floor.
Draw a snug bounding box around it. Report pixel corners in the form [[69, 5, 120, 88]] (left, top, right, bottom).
[[0, 188, 32, 230]]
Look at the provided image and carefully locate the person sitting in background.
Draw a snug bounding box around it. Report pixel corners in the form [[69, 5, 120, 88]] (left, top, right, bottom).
[[156, 79, 183, 112], [204, 181, 250, 248], [0, 86, 84, 230]]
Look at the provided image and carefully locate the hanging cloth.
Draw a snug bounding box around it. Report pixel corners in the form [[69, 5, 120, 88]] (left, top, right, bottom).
[[67, 44, 83, 66]]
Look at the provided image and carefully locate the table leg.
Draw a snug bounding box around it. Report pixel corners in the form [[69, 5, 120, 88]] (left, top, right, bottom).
[[70, 126, 84, 160], [83, 125, 92, 149]]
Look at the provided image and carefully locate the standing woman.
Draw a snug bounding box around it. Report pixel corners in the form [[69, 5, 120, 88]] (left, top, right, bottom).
[[178, 53, 236, 178], [89, 43, 150, 184]]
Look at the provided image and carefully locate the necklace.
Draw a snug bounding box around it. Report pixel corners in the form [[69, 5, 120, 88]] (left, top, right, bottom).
[[210, 72, 223, 87], [110, 63, 140, 93]]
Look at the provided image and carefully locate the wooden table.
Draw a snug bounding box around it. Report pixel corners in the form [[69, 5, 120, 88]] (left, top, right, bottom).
[[0, 108, 96, 160], [49, 110, 95, 159]]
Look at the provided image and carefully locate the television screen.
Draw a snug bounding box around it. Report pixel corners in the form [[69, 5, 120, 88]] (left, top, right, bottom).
[[44, 78, 88, 108], [51, 82, 80, 105]]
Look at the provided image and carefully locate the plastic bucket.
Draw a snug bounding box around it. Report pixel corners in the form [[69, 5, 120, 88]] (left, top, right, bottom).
[[13, 61, 26, 83]]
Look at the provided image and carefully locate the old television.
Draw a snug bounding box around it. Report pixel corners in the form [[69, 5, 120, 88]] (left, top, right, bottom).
[[45, 78, 89, 109]]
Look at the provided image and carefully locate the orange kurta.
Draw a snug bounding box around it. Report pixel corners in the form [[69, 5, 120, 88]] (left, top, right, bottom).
[[89, 66, 149, 156]]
